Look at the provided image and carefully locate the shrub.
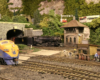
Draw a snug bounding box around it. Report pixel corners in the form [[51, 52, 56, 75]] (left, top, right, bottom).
[[12, 15, 28, 23], [17, 44, 27, 50], [0, 15, 12, 22], [25, 24, 41, 29]]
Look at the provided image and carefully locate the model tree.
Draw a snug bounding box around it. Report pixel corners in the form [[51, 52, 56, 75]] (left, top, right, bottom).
[[89, 18, 100, 45], [33, 9, 41, 25], [39, 10, 64, 36], [0, 0, 13, 16]]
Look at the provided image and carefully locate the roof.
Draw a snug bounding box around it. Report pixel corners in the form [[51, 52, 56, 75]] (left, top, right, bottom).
[[61, 20, 88, 28]]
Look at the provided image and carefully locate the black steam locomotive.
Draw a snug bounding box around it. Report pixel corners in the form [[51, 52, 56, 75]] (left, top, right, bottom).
[[33, 36, 61, 46], [15, 36, 61, 47]]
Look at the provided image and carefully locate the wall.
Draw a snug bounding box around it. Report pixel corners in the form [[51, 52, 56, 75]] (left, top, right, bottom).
[[0, 22, 29, 39]]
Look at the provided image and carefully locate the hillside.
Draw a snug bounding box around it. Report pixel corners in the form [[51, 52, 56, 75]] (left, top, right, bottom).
[[38, 0, 64, 15], [8, 0, 22, 12], [8, 0, 100, 15]]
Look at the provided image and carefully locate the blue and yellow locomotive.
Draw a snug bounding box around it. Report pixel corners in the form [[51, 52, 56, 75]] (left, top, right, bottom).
[[0, 40, 19, 65]]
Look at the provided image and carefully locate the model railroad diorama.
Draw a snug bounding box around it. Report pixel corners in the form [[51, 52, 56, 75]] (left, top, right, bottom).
[[0, 21, 100, 80]]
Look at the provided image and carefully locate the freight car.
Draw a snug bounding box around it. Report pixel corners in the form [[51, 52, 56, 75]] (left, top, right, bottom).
[[32, 36, 61, 47], [0, 40, 19, 65]]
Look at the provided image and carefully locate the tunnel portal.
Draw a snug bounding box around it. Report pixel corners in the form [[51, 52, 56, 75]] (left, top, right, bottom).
[[7, 29, 23, 40]]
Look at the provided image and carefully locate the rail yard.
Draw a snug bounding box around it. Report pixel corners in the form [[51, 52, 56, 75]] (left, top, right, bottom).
[[0, 47, 100, 80]]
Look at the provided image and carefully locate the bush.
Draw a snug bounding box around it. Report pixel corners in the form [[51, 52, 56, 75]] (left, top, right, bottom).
[[25, 24, 41, 29], [17, 44, 27, 50], [12, 15, 28, 23], [0, 15, 12, 22]]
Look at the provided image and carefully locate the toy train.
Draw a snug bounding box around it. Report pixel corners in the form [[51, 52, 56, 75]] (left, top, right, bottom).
[[33, 36, 61, 46], [15, 36, 61, 47], [0, 40, 19, 65]]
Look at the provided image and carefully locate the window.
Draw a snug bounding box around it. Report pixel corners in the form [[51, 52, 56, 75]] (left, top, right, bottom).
[[66, 37, 68, 43], [74, 37, 76, 43], [70, 37, 72, 43], [78, 50, 81, 53], [83, 50, 87, 54], [1, 41, 8, 45], [78, 27, 83, 33]]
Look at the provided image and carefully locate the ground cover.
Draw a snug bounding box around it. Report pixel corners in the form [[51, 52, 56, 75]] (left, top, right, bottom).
[[17, 44, 40, 54]]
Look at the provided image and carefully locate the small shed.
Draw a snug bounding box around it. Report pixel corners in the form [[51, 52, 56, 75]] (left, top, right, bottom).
[[61, 20, 90, 47], [76, 44, 98, 60]]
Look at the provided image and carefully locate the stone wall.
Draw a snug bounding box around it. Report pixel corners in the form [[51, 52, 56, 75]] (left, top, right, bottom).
[[0, 22, 29, 39]]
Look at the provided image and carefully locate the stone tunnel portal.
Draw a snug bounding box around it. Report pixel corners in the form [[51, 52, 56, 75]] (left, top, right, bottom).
[[7, 29, 23, 41]]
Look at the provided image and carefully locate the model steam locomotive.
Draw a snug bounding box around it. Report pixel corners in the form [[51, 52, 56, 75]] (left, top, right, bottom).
[[33, 36, 61, 46], [15, 36, 61, 47]]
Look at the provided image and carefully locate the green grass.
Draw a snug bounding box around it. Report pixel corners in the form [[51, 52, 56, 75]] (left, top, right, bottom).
[[17, 44, 28, 50], [31, 47, 40, 52], [17, 44, 40, 52], [19, 50, 23, 53]]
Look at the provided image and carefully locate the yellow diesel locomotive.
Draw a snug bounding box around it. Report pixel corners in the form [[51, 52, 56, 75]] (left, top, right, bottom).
[[0, 40, 19, 65]]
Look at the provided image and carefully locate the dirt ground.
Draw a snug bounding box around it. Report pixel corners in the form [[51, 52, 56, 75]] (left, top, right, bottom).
[[34, 46, 74, 51], [19, 46, 74, 54], [0, 46, 100, 80]]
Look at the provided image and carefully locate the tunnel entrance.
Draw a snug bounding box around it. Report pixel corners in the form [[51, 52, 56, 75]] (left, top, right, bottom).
[[7, 29, 23, 41]]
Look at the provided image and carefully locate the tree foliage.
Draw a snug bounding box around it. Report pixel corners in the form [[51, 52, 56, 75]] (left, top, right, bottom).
[[0, 0, 8, 15], [0, 0, 13, 17], [39, 17, 49, 27], [22, 0, 45, 17], [22, 0, 100, 22], [90, 17, 100, 28], [34, 9, 41, 25], [89, 28, 100, 45], [85, 17, 100, 45], [39, 10, 64, 37], [64, 0, 100, 21]]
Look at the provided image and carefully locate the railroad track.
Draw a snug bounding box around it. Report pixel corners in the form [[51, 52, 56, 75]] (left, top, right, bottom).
[[18, 61, 100, 80], [30, 56, 100, 67]]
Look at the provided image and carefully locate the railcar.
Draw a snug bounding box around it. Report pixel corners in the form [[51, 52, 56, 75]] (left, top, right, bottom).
[[0, 40, 19, 65]]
